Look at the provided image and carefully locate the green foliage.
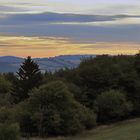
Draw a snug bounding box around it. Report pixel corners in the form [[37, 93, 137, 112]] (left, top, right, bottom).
[[0, 107, 14, 123], [66, 82, 83, 102], [15, 102, 37, 136], [14, 56, 42, 103], [0, 93, 11, 107], [18, 81, 96, 136], [4, 72, 18, 85], [0, 123, 20, 140], [0, 75, 12, 94], [134, 52, 140, 74], [0, 75, 12, 106], [55, 54, 140, 116], [95, 90, 133, 122], [2, 53, 140, 138]]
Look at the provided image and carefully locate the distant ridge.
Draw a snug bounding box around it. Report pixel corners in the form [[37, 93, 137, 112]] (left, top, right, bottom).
[[0, 55, 96, 73]]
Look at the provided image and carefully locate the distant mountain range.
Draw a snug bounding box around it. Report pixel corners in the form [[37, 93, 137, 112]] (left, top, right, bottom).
[[0, 55, 96, 73]]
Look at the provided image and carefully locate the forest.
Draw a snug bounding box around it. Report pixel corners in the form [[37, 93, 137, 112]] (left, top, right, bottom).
[[0, 53, 140, 140]]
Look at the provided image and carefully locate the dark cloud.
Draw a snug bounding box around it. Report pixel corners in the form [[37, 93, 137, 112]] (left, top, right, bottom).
[[1, 23, 140, 42], [1, 12, 140, 25], [0, 12, 140, 42]]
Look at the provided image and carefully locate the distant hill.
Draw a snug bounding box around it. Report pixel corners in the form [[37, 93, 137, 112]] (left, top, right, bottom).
[[0, 55, 96, 73]]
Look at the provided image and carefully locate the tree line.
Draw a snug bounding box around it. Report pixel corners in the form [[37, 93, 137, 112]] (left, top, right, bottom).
[[0, 54, 140, 139]]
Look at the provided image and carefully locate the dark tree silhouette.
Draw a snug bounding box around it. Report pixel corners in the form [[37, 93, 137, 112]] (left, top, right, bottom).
[[14, 56, 42, 102]]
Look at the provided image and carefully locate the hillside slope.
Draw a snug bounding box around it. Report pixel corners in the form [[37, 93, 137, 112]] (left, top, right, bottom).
[[26, 118, 140, 140], [64, 118, 140, 140]]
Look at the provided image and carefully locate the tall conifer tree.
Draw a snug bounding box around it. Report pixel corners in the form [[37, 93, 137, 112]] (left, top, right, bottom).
[[15, 56, 42, 102]]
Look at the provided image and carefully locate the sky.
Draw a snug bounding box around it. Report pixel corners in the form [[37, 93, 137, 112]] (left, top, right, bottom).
[[0, 0, 140, 57]]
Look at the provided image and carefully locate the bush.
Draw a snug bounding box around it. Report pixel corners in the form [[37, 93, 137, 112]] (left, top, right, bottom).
[[0, 123, 20, 140], [0, 75, 12, 106], [0, 75, 12, 94], [0, 107, 14, 123], [19, 81, 96, 136], [95, 90, 133, 123]]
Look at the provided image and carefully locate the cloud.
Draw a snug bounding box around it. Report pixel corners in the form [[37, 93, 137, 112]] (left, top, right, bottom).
[[0, 13, 117, 24], [87, 4, 140, 15], [1, 12, 140, 24], [0, 1, 139, 57], [0, 13, 140, 43], [1, 0, 140, 15], [0, 36, 139, 57], [0, 21, 140, 43], [0, 5, 30, 14]]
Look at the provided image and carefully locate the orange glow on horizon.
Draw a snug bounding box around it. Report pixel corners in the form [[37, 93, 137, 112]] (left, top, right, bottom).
[[0, 36, 139, 58]]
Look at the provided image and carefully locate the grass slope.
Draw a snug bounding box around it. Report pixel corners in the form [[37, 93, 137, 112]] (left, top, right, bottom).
[[24, 118, 140, 140]]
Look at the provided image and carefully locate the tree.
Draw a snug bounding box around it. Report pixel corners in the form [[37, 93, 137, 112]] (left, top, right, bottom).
[[134, 52, 140, 75], [0, 123, 20, 140], [14, 56, 42, 103], [0, 75, 12, 94], [0, 75, 12, 106], [95, 90, 133, 123], [19, 81, 96, 136], [72, 55, 123, 108]]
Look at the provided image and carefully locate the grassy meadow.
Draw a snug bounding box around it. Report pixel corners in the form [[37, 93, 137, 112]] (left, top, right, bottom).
[[24, 118, 140, 140]]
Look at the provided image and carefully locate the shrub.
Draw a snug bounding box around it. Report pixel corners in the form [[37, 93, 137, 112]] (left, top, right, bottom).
[[0, 123, 20, 140], [19, 81, 96, 136], [95, 90, 133, 123], [0, 75, 12, 94], [0, 107, 14, 123]]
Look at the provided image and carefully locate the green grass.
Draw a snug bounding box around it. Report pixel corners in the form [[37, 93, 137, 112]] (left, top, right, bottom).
[[23, 118, 140, 140]]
